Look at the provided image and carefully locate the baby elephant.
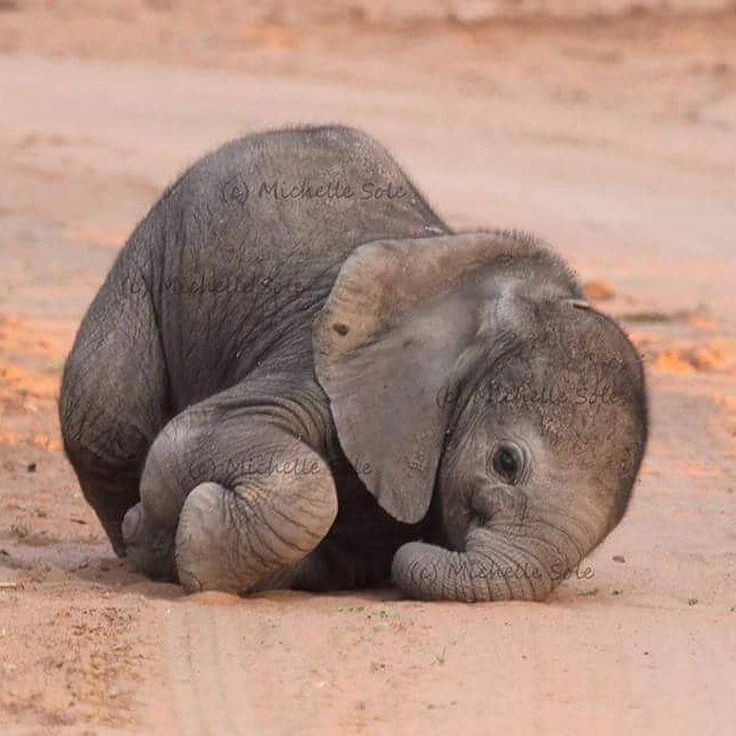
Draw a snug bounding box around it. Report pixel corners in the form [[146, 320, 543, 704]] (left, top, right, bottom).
[[60, 125, 647, 602]]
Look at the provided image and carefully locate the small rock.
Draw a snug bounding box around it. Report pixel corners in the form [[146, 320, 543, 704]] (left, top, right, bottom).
[[26, 462, 37, 473], [612, 555, 626, 563], [688, 598, 698, 606], [582, 280, 615, 301], [712, 61, 730, 76]]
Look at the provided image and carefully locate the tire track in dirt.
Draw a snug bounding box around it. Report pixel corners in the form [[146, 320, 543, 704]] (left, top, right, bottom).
[[163, 601, 249, 735], [156, 595, 736, 736]]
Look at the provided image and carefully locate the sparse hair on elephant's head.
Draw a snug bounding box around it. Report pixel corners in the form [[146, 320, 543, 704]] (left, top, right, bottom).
[[314, 230, 648, 602]]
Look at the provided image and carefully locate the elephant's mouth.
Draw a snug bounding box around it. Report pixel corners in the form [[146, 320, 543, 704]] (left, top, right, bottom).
[[429, 481, 526, 557], [461, 482, 529, 538], [480, 485, 529, 525]]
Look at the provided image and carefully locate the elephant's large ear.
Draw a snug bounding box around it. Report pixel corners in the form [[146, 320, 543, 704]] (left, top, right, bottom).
[[313, 232, 577, 523]]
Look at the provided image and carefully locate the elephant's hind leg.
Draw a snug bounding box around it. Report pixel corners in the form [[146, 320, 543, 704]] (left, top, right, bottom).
[[60, 261, 170, 555]]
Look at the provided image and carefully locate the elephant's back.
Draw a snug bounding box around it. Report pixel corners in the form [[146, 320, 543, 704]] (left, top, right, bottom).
[[159, 125, 443, 265], [144, 126, 447, 408]]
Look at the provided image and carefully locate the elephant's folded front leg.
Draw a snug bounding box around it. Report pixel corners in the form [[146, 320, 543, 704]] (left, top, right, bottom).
[[122, 399, 338, 593], [174, 444, 338, 594]]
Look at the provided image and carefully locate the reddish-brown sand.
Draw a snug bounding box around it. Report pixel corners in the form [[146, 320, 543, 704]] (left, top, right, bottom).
[[1, 5, 735, 734]]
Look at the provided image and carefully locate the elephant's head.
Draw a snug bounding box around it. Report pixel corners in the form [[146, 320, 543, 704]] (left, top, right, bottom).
[[314, 231, 647, 602]]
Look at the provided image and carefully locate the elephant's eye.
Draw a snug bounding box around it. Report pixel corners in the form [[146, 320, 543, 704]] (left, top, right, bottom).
[[490, 444, 523, 485]]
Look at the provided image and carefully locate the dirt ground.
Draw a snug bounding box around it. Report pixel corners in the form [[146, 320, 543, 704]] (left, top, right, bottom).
[[1, 3, 735, 734]]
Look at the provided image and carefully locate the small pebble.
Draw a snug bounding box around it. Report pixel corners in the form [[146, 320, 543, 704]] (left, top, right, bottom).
[[582, 280, 615, 301]]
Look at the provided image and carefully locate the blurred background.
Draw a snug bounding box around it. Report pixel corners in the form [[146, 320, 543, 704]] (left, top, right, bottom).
[[1, 2, 735, 734]]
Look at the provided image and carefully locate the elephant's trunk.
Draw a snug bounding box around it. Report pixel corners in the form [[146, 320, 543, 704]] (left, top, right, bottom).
[[391, 518, 591, 602]]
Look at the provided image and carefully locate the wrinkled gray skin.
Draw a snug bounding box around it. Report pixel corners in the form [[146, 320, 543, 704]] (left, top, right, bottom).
[[59, 126, 647, 602]]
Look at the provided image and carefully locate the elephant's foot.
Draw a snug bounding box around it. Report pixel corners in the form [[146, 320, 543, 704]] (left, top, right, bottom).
[[174, 469, 337, 595], [121, 502, 177, 581]]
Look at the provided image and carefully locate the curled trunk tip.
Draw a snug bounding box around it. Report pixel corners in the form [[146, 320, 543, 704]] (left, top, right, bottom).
[[392, 534, 572, 602]]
